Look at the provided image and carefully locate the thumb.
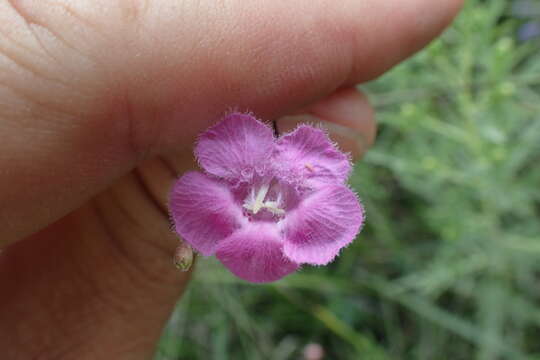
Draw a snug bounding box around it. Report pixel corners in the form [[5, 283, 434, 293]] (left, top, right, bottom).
[[0, 0, 462, 245]]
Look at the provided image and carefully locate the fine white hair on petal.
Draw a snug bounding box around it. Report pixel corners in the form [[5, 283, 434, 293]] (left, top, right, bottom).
[[194, 112, 275, 182], [169, 112, 365, 283], [282, 184, 363, 266]]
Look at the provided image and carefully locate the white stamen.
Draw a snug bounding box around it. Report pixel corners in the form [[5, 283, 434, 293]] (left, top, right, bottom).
[[252, 183, 270, 214], [243, 183, 285, 216], [264, 202, 285, 215]]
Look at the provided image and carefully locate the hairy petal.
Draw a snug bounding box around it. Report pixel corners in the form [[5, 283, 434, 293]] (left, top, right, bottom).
[[195, 113, 275, 182], [216, 224, 299, 283], [170, 171, 242, 256], [274, 125, 351, 189], [283, 185, 363, 265]]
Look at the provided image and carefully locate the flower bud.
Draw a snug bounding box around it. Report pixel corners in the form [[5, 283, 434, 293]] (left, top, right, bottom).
[[174, 242, 193, 271]]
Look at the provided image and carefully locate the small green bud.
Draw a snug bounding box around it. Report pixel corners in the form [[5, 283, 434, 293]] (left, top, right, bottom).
[[174, 242, 193, 272]]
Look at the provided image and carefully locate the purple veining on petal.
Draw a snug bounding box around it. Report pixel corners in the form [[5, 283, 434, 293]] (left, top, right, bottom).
[[282, 185, 364, 265], [216, 223, 299, 283], [169, 171, 243, 256], [195, 112, 274, 183], [274, 125, 352, 190], [169, 112, 364, 283]]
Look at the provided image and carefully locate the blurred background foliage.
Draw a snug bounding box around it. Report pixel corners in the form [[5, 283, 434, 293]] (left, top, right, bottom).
[[156, 1, 540, 359]]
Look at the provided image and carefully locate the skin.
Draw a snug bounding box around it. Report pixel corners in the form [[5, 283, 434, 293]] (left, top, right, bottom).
[[0, 0, 463, 358]]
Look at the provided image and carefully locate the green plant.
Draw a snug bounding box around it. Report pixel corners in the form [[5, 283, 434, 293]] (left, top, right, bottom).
[[156, 1, 540, 359]]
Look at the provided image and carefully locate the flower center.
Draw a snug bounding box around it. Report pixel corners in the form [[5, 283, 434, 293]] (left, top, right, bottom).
[[243, 183, 285, 216]]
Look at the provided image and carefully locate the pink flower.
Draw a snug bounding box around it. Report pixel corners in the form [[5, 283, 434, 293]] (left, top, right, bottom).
[[169, 112, 364, 283]]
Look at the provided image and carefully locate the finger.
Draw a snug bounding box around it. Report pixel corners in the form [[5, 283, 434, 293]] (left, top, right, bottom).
[[0, 0, 463, 245], [276, 88, 376, 161], [0, 192, 194, 359]]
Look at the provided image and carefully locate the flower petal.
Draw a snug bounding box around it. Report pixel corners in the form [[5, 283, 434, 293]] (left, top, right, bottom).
[[283, 185, 363, 265], [274, 125, 351, 188], [195, 112, 275, 182], [169, 171, 243, 256], [216, 224, 299, 283]]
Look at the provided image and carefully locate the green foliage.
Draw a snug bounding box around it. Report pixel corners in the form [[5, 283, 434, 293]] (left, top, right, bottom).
[[156, 1, 540, 359]]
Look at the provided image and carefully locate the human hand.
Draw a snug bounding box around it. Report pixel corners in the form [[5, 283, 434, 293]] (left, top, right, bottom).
[[0, 1, 462, 358]]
